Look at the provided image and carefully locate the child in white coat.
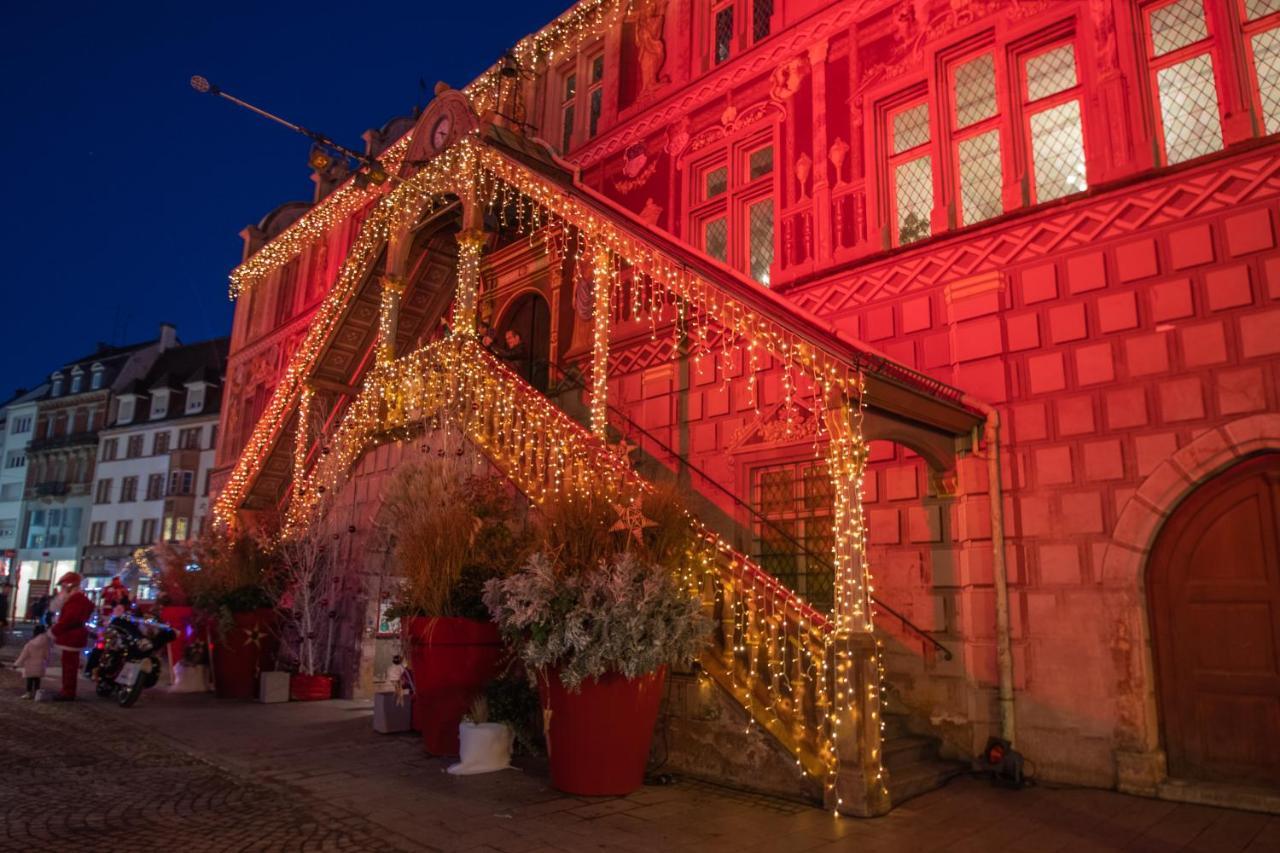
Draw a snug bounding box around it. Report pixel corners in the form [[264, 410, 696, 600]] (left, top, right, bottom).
[[14, 624, 52, 698]]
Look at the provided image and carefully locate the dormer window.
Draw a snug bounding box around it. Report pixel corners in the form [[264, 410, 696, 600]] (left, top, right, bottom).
[[150, 389, 170, 420], [50, 372, 64, 397], [185, 385, 206, 414], [90, 364, 105, 390], [70, 368, 83, 395], [117, 396, 137, 425]]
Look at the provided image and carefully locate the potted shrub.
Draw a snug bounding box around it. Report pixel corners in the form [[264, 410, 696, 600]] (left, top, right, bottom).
[[381, 458, 530, 755], [163, 529, 280, 700], [276, 522, 349, 701], [483, 490, 710, 797]]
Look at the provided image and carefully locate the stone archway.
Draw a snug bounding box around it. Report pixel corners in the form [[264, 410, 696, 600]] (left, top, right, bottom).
[[1104, 414, 1280, 797]]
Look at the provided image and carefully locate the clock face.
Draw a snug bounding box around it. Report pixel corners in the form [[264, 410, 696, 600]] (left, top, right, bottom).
[[431, 115, 452, 150]]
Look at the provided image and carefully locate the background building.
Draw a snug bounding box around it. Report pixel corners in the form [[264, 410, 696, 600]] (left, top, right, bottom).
[[83, 337, 228, 601], [213, 0, 1280, 813], [0, 386, 44, 619], [18, 324, 178, 609]]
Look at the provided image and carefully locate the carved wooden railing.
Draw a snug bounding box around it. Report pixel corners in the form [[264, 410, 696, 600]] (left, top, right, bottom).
[[290, 336, 886, 812]]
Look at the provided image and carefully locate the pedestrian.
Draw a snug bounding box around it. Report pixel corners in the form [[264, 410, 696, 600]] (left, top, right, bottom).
[[101, 576, 127, 617], [48, 572, 93, 701], [0, 582, 10, 646], [13, 624, 52, 699], [29, 592, 51, 627]]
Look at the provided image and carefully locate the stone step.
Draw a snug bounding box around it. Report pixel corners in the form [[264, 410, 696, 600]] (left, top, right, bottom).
[[882, 735, 937, 771], [887, 757, 967, 805]]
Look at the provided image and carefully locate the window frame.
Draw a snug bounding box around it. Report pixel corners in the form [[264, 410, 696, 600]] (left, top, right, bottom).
[[1141, 0, 1227, 166], [1013, 35, 1090, 205], [686, 130, 778, 285], [885, 96, 936, 247], [946, 48, 1007, 227], [1239, 0, 1280, 133]]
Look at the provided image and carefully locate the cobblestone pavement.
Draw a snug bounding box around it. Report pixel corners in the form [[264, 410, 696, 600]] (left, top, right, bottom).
[[0, 669, 429, 852], [1, 663, 1279, 852]]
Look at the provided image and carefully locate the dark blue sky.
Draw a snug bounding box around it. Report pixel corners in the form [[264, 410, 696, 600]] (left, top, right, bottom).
[[1, 0, 566, 395]]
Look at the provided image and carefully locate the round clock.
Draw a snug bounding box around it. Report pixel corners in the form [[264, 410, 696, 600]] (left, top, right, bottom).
[[431, 114, 452, 151]]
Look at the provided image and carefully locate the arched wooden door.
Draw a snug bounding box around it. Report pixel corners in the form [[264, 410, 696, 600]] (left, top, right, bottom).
[[498, 292, 550, 392], [1148, 453, 1280, 789]]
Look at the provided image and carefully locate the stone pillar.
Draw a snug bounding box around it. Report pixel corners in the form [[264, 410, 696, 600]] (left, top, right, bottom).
[[376, 274, 406, 365], [824, 399, 872, 632], [590, 246, 612, 438], [828, 632, 892, 817]]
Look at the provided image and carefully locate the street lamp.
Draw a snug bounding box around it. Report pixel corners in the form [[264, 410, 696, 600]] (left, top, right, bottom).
[[189, 75, 388, 185]]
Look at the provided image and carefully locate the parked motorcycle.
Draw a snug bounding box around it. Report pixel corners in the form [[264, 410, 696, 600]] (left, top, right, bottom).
[[85, 616, 176, 708]]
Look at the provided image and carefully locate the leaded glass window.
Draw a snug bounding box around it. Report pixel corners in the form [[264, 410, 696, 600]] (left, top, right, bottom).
[[753, 0, 773, 42], [706, 166, 728, 199], [591, 55, 604, 83], [1150, 0, 1209, 56], [1245, 4, 1280, 135], [751, 461, 836, 610], [589, 88, 603, 137], [704, 217, 728, 262], [895, 156, 933, 244], [1156, 55, 1223, 163], [748, 199, 774, 285], [958, 130, 1004, 224], [715, 6, 734, 64], [893, 103, 930, 154], [561, 104, 575, 152], [1022, 42, 1088, 204], [1026, 44, 1077, 101], [955, 54, 997, 128], [748, 146, 773, 180], [1030, 101, 1087, 201]]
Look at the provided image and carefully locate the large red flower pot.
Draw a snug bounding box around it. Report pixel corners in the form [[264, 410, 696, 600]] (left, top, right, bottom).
[[211, 609, 278, 700], [406, 616, 503, 755], [160, 605, 196, 673], [290, 673, 334, 701], [539, 666, 667, 796]]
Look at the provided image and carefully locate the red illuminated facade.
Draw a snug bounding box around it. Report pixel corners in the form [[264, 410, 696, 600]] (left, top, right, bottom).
[[214, 0, 1280, 811]]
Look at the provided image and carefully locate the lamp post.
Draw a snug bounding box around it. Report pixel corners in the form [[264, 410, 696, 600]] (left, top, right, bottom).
[[189, 76, 388, 185]]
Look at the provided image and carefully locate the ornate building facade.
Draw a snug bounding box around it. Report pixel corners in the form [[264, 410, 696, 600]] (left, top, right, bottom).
[[213, 0, 1280, 815]]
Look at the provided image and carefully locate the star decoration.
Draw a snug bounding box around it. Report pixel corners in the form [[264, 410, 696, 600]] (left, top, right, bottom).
[[243, 626, 267, 649], [610, 496, 656, 544]]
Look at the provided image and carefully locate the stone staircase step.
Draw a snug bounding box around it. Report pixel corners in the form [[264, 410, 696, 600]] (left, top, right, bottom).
[[887, 758, 966, 805], [882, 735, 937, 770]]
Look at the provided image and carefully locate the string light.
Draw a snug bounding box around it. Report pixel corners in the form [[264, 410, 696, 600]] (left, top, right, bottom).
[[217, 132, 887, 813]]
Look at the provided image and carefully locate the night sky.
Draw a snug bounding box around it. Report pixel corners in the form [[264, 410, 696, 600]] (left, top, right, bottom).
[[1, 0, 567, 397]]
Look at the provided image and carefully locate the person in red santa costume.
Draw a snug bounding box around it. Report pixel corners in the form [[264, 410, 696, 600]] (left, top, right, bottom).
[[49, 572, 94, 701]]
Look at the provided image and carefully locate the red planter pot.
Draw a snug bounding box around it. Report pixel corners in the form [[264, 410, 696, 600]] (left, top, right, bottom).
[[539, 666, 667, 797], [160, 605, 196, 672], [211, 609, 278, 700], [406, 616, 503, 755], [290, 673, 334, 701]]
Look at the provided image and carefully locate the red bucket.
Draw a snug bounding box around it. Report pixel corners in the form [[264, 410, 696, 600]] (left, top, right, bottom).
[[290, 673, 334, 701], [406, 616, 504, 755], [539, 666, 667, 796]]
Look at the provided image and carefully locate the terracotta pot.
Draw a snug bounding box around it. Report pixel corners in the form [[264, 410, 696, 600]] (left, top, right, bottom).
[[406, 616, 503, 755], [159, 605, 196, 675], [290, 673, 334, 701], [539, 666, 667, 796], [211, 609, 278, 700]]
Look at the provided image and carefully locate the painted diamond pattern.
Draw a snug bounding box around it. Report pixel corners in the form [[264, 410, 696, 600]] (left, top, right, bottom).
[[790, 148, 1280, 316], [1253, 28, 1280, 133], [749, 199, 775, 285], [1026, 44, 1077, 101], [959, 129, 1004, 225], [955, 54, 997, 128], [895, 155, 933, 244], [1158, 54, 1223, 164], [705, 217, 728, 262], [893, 103, 930, 154], [1031, 100, 1088, 202], [1247, 0, 1280, 19], [1151, 0, 1208, 56]]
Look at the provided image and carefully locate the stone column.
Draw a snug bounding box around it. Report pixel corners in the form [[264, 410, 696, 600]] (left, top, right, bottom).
[[590, 246, 611, 438], [376, 274, 406, 365]]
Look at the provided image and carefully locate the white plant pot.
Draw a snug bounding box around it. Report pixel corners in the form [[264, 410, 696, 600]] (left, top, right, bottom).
[[169, 662, 210, 693], [447, 722, 514, 775]]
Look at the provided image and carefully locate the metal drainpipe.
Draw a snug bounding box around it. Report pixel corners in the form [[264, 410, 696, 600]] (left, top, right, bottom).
[[963, 395, 1016, 745]]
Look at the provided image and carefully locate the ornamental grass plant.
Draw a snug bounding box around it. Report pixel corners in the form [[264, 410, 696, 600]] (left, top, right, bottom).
[[381, 456, 531, 619]]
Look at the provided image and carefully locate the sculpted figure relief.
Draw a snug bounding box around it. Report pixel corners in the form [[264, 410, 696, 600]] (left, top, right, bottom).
[[632, 0, 669, 93]]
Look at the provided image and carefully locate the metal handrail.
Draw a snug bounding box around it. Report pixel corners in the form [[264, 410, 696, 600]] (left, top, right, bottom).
[[546, 359, 953, 662]]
